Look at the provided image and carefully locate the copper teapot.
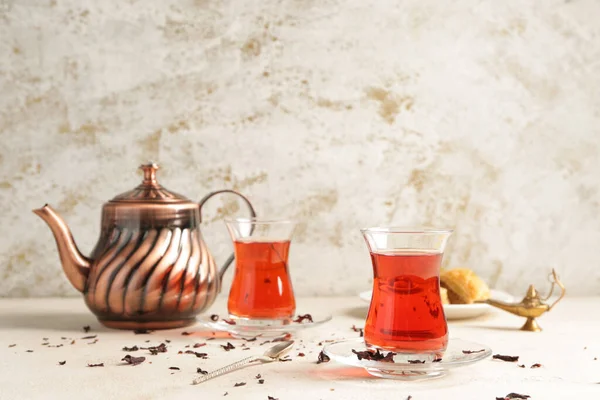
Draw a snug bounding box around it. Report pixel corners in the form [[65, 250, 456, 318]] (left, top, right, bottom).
[[33, 163, 256, 330]]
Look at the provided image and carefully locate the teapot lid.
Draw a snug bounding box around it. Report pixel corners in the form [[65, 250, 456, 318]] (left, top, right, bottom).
[[110, 163, 191, 204]]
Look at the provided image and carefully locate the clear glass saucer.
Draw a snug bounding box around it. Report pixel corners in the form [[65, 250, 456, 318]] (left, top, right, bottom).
[[197, 313, 332, 339], [323, 337, 491, 380]]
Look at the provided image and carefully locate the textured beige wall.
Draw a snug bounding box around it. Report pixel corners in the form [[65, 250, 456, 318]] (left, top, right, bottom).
[[1, 0, 599, 297]]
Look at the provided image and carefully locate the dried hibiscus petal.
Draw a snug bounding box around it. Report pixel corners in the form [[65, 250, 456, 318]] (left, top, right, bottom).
[[184, 350, 208, 359], [493, 354, 519, 362], [352, 349, 395, 363], [221, 342, 235, 351], [223, 319, 237, 325], [530, 363, 542, 368], [317, 351, 330, 364], [122, 355, 146, 366], [293, 314, 313, 323], [496, 393, 530, 399], [462, 349, 485, 354], [146, 343, 167, 355]]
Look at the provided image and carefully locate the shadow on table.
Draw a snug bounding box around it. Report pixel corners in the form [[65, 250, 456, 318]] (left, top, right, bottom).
[[0, 311, 102, 331]]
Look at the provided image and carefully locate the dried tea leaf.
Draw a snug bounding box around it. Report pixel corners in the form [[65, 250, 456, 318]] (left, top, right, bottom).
[[530, 363, 542, 368], [234, 382, 246, 387], [122, 345, 139, 352], [197, 368, 208, 375], [193, 343, 206, 348], [134, 329, 152, 335], [87, 363, 104, 367], [169, 366, 180, 370], [58, 361, 66, 365], [81, 335, 97, 340], [83, 326, 91, 333]]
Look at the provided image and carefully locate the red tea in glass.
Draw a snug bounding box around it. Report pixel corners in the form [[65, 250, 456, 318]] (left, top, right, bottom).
[[228, 239, 295, 320], [361, 228, 452, 354], [225, 218, 296, 322]]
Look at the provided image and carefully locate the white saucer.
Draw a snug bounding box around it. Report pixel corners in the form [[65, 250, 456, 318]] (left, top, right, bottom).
[[358, 289, 514, 320], [197, 313, 332, 339], [323, 337, 492, 380]]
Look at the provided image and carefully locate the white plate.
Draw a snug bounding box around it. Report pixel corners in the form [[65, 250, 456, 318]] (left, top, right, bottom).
[[358, 289, 514, 320], [323, 337, 492, 380]]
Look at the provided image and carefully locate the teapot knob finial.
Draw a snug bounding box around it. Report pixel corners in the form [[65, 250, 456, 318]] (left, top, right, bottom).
[[139, 162, 159, 185]]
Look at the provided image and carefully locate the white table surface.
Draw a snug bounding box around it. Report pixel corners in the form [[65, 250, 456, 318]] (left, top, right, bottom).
[[0, 297, 598, 400]]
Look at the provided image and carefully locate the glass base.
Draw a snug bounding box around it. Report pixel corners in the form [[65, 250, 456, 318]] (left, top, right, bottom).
[[366, 367, 446, 380], [323, 337, 491, 381], [228, 314, 293, 326]]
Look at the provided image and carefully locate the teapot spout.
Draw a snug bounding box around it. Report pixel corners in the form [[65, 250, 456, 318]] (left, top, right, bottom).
[[33, 204, 90, 292]]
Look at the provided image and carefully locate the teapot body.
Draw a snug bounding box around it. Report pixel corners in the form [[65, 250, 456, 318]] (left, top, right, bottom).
[[84, 206, 220, 329], [33, 163, 256, 331]]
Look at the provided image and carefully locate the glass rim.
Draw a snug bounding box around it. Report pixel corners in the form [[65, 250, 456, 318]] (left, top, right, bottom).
[[360, 227, 453, 234], [224, 217, 296, 225]]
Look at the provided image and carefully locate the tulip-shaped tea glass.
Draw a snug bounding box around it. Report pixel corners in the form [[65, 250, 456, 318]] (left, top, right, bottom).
[[361, 228, 453, 356], [225, 218, 297, 323]]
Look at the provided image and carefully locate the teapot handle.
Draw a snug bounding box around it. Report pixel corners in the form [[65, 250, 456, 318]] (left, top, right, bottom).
[[198, 190, 257, 282]]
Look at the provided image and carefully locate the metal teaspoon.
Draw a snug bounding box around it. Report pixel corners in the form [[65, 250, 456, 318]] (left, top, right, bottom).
[[191, 340, 295, 385]]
